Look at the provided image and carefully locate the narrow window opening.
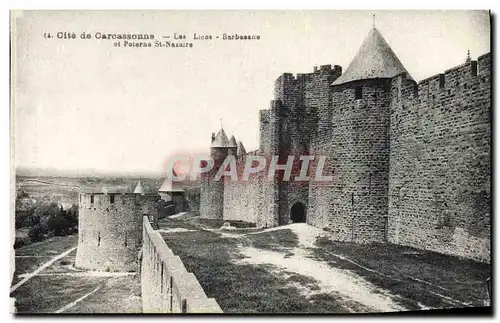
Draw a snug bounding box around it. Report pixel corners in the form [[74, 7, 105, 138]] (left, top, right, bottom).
[[110, 194, 115, 204], [161, 264, 164, 293], [471, 61, 478, 76], [169, 276, 174, 311], [355, 86, 362, 100], [439, 74, 445, 88], [351, 193, 354, 207], [384, 217, 389, 241], [97, 232, 101, 246], [90, 195, 94, 204]]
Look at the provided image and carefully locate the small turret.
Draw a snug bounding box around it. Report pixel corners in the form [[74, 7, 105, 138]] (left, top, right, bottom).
[[158, 169, 184, 193], [158, 168, 185, 214], [210, 128, 230, 162], [134, 179, 145, 195], [228, 135, 238, 156], [466, 49, 471, 63], [237, 141, 247, 157]]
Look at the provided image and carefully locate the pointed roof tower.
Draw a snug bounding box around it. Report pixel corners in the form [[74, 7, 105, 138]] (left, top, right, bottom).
[[210, 128, 230, 148], [133, 179, 145, 195], [228, 135, 238, 148], [237, 141, 247, 156], [159, 168, 184, 192], [332, 27, 412, 86]]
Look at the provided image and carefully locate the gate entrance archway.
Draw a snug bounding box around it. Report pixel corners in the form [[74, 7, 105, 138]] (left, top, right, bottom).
[[290, 202, 306, 223]]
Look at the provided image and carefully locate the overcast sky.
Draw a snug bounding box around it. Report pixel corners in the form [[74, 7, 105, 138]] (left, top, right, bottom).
[[13, 10, 490, 176]]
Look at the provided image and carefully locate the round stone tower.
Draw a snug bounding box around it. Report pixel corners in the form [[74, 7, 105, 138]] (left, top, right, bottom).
[[200, 127, 230, 219], [330, 27, 413, 242], [75, 190, 144, 272]]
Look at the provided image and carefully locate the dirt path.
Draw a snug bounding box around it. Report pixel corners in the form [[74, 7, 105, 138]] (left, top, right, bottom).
[[236, 245, 404, 313], [198, 223, 406, 312], [235, 224, 405, 313]]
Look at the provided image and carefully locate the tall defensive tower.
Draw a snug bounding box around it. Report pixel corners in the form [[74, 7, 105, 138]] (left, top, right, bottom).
[[329, 27, 413, 242], [200, 127, 230, 219]]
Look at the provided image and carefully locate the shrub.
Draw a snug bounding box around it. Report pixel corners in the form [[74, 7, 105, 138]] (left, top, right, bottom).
[[28, 223, 47, 242]]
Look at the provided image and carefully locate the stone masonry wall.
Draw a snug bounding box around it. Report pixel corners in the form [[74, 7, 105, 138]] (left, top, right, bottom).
[[388, 54, 491, 262], [321, 79, 392, 243], [223, 176, 260, 223], [75, 193, 143, 272], [141, 217, 223, 313], [257, 65, 342, 226], [200, 147, 228, 219], [306, 65, 342, 228]]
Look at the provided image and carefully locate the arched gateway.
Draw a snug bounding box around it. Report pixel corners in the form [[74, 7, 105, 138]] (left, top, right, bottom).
[[290, 202, 306, 223]]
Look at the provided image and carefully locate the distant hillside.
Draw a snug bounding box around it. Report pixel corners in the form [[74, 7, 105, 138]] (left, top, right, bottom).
[[15, 166, 162, 179]]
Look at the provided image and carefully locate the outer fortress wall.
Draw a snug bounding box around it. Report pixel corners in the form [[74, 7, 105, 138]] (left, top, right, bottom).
[[141, 217, 223, 313], [388, 54, 491, 262], [75, 192, 144, 272]]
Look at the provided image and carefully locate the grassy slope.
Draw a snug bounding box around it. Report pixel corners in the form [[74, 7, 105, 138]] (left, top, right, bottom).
[[160, 218, 366, 313], [11, 235, 78, 285], [160, 216, 491, 313], [312, 238, 491, 310], [11, 234, 141, 314]]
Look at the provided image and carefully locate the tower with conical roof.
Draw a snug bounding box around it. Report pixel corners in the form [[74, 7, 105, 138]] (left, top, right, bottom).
[[200, 127, 232, 219], [159, 168, 185, 214], [328, 26, 413, 243], [236, 140, 246, 157], [227, 135, 238, 156], [134, 179, 145, 195]]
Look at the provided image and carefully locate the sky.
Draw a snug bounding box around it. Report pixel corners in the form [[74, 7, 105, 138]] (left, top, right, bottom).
[[12, 10, 490, 176]]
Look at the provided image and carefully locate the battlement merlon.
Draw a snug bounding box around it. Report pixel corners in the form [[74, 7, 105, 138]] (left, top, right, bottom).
[[386, 52, 491, 108], [417, 53, 490, 90]]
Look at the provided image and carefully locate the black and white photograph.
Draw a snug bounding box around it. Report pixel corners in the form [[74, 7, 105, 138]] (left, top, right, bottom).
[[9, 9, 492, 315]]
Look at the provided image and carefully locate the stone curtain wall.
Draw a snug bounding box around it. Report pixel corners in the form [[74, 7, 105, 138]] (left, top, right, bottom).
[[388, 54, 491, 262], [75, 193, 143, 272], [222, 173, 279, 227], [141, 217, 223, 313], [223, 177, 260, 223]]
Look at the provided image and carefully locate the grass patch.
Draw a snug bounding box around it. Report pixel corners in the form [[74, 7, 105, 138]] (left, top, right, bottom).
[[13, 234, 77, 257], [12, 275, 108, 313], [67, 275, 142, 313], [187, 217, 256, 229], [158, 217, 200, 231], [12, 238, 140, 314], [11, 235, 78, 285], [313, 238, 491, 309], [246, 229, 299, 253]]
